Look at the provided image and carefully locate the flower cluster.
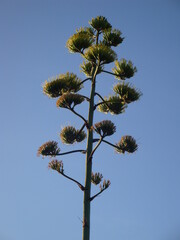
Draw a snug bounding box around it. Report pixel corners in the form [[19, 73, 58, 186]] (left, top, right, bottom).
[[115, 136, 138, 153], [43, 72, 82, 98], [113, 83, 142, 103], [56, 93, 84, 109], [98, 95, 126, 115], [95, 120, 116, 137], [84, 44, 117, 65], [80, 61, 103, 77], [89, 16, 112, 32], [48, 160, 64, 174], [91, 172, 103, 185], [66, 28, 94, 53], [38, 141, 60, 156], [60, 126, 86, 144], [100, 179, 111, 191], [103, 29, 124, 47], [112, 59, 137, 80]]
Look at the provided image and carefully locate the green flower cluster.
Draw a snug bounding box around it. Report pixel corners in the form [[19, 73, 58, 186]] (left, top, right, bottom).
[[37, 141, 60, 156], [66, 28, 94, 53], [56, 93, 84, 109], [84, 44, 117, 65], [116, 136, 138, 153], [113, 83, 142, 103], [60, 126, 86, 144], [95, 120, 116, 137], [103, 29, 124, 47], [112, 59, 137, 80], [98, 95, 126, 115], [43, 72, 82, 98], [80, 61, 103, 77], [89, 16, 112, 32]]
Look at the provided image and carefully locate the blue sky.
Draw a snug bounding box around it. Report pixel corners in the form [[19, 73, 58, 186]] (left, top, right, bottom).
[[0, 0, 180, 239]]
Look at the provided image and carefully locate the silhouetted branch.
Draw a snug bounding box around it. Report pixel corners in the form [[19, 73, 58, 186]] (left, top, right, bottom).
[[70, 108, 88, 126], [93, 138, 119, 150], [94, 100, 115, 109], [79, 78, 91, 86], [90, 188, 106, 201], [102, 69, 122, 77], [60, 172, 85, 191], [94, 92, 110, 110], [46, 149, 86, 156], [102, 139, 118, 149], [88, 137, 103, 161], [76, 123, 86, 140], [95, 92, 105, 102]]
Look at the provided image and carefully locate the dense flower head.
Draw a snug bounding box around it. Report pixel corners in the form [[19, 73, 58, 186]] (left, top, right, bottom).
[[66, 28, 94, 53], [60, 126, 86, 144], [60, 126, 76, 144], [80, 61, 103, 77], [91, 172, 103, 185], [76, 130, 87, 143], [48, 160, 64, 173], [103, 29, 124, 47], [89, 16, 112, 32], [43, 72, 82, 98], [113, 83, 142, 103], [112, 59, 137, 80], [84, 44, 117, 65], [56, 93, 84, 109], [37, 141, 60, 156], [76, 27, 95, 36], [95, 120, 116, 137], [115, 136, 138, 154], [98, 95, 127, 115]]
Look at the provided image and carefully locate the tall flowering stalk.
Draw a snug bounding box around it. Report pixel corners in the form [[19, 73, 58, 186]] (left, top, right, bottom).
[[38, 16, 141, 240]]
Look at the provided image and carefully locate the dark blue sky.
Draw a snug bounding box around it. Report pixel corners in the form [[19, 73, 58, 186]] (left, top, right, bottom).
[[0, 0, 180, 239]]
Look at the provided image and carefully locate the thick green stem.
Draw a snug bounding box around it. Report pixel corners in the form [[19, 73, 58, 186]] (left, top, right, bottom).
[[82, 64, 99, 240]]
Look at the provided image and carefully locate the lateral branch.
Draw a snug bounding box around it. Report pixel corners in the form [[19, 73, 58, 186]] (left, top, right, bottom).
[[93, 138, 119, 150], [90, 188, 106, 201], [102, 70, 123, 78], [88, 137, 103, 161], [79, 78, 91, 86], [59, 171, 85, 191], [46, 149, 86, 157], [94, 92, 110, 110], [70, 108, 88, 127]]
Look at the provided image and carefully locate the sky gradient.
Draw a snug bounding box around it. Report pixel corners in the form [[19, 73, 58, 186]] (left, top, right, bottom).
[[0, 0, 180, 240]]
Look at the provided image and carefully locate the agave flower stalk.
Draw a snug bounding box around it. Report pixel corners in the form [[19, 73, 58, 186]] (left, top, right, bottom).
[[38, 16, 141, 240], [82, 61, 100, 240]]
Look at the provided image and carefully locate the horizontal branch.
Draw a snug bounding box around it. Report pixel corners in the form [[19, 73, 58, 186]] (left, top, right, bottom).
[[102, 70, 122, 78], [46, 149, 86, 156]]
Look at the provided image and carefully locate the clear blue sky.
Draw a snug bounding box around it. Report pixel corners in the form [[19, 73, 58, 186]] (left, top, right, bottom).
[[0, 0, 180, 239]]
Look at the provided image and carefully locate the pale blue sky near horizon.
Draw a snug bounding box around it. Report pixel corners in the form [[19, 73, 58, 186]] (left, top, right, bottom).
[[0, 0, 180, 240]]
